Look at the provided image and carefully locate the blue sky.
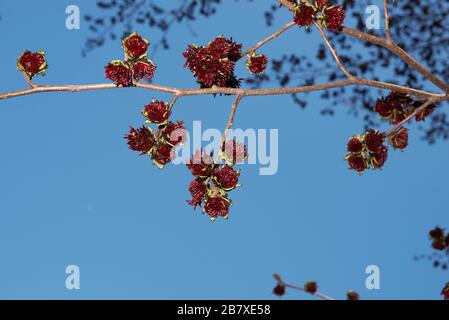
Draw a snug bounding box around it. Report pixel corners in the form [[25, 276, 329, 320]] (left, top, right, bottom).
[[0, 0, 447, 299]]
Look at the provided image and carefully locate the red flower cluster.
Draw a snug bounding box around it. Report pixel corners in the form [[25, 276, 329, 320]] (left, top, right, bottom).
[[293, 1, 345, 31], [347, 291, 360, 300], [347, 91, 441, 174], [186, 140, 247, 221], [345, 130, 388, 173], [17, 50, 48, 78], [183, 36, 242, 88], [273, 283, 286, 296], [323, 5, 346, 31], [222, 139, 248, 165], [126, 126, 154, 154], [388, 127, 409, 150], [442, 283, 449, 300], [246, 54, 268, 74], [374, 91, 435, 124], [122, 33, 149, 59], [143, 100, 171, 125], [125, 99, 186, 168], [429, 227, 449, 251], [304, 281, 318, 294], [293, 3, 316, 27], [105, 32, 156, 87]]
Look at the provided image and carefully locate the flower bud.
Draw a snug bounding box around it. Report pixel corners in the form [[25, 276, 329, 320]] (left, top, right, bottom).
[[246, 54, 268, 74], [105, 60, 133, 87], [17, 50, 48, 78], [142, 100, 171, 125], [122, 32, 149, 60]]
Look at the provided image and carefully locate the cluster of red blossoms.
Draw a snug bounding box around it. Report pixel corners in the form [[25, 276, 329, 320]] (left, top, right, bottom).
[[186, 140, 247, 220], [17, 50, 48, 79], [293, 0, 346, 31], [346, 91, 438, 174], [105, 32, 156, 87], [183, 36, 243, 88], [345, 130, 390, 173], [429, 227, 449, 251], [374, 91, 435, 124], [125, 100, 186, 168], [183, 35, 268, 87]]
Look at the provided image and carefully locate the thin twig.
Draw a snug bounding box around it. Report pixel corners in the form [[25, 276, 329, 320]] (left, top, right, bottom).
[[314, 21, 354, 79], [1, 79, 446, 102], [22, 73, 38, 88], [168, 94, 180, 111], [383, 0, 393, 42], [224, 94, 243, 134], [242, 22, 295, 57]]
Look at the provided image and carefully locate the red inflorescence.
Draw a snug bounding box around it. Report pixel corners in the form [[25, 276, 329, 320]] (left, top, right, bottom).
[[143, 100, 171, 125], [315, 0, 329, 11], [388, 127, 409, 150], [17, 51, 47, 78], [213, 165, 240, 191], [106, 32, 156, 86], [122, 32, 149, 59], [126, 99, 185, 170], [293, 3, 317, 27], [152, 143, 174, 167], [429, 226, 448, 251], [203, 196, 231, 219], [347, 154, 366, 173], [374, 91, 436, 124], [105, 60, 134, 87], [221, 139, 248, 165], [186, 149, 215, 177], [273, 284, 286, 296], [323, 5, 346, 31], [187, 178, 208, 208], [133, 60, 157, 81], [246, 54, 268, 74], [186, 140, 246, 220], [347, 291, 360, 300], [292, 1, 345, 31], [374, 91, 412, 124], [125, 126, 154, 154], [345, 130, 388, 173], [304, 281, 318, 294], [183, 36, 242, 88], [164, 121, 187, 147]]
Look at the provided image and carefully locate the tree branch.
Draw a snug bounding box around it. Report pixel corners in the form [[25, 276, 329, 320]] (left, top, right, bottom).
[[383, 0, 393, 42], [277, 0, 449, 93], [1, 79, 446, 102], [273, 273, 335, 301], [224, 93, 243, 133], [242, 22, 295, 57], [314, 21, 354, 79]]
